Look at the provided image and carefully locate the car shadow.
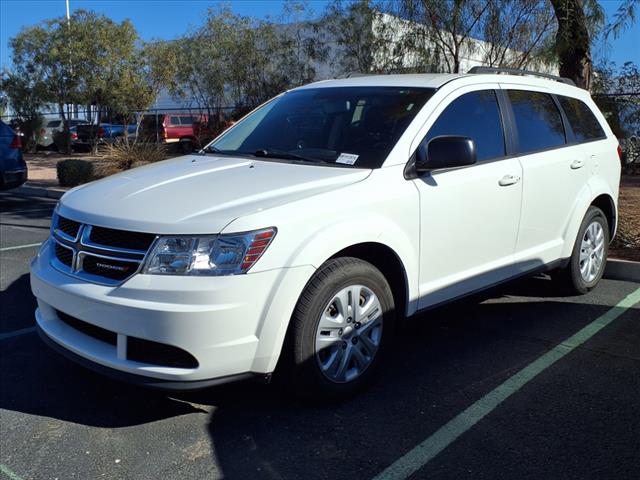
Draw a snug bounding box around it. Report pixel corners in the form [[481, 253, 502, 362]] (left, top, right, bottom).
[[0, 274, 37, 333], [187, 277, 626, 479]]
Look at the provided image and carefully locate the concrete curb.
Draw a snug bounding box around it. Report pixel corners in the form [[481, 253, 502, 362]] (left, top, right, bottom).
[[604, 258, 640, 283], [11, 184, 67, 200]]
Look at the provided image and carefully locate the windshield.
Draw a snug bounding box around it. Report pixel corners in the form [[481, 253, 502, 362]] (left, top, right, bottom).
[[207, 86, 434, 168]]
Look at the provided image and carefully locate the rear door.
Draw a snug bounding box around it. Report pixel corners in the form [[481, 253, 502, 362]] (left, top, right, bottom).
[[413, 86, 523, 308], [503, 88, 588, 267]]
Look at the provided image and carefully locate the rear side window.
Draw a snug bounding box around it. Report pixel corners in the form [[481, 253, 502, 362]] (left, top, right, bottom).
[[169, 116, 181, 126], [558, 96, 606, 142], [508, 90, 565, 154], [423, 90, 505, 162]]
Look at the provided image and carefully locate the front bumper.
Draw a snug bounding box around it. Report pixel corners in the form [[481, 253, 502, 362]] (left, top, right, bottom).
[[31, 240, 313, 387]]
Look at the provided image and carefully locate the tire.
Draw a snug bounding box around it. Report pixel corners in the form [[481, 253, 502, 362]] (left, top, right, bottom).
[[180, 140, 194, 154], [554, 206, 609, 294], [287, 257, 395, 401]]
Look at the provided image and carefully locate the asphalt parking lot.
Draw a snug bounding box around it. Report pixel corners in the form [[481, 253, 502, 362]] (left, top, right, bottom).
[[1, 191, 639, 480]]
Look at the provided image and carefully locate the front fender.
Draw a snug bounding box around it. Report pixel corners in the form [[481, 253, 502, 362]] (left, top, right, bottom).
[[249, 215, 419, 374]]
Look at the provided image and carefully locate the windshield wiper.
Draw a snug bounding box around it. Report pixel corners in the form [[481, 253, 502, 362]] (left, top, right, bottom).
[[253, 148, 329, 164], [202, 146, 237, 155]]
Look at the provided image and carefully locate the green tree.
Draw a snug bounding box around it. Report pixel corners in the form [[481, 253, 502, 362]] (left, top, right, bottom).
[[0, 68, 46, 150], [170, 4, 324, 121], [322, 0, 408, 75], [592, 61, 640, 138], [8, 10, 164, 150]]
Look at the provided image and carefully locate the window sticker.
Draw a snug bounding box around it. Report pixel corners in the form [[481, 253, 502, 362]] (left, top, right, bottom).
[[336, 153, 359, 165]]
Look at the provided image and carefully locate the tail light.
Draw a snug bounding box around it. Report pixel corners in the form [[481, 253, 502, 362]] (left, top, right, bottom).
[[98, 127, 105, 138], [40, 128, 46, 135], [9, 134, 22, 149], [161, 128, 168, 139], [71, 132, 78, 140], [617, 144, 623, 162]]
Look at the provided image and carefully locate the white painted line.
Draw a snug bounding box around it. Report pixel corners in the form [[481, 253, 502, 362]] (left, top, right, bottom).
[[0, 463, 25, 480], [0, 242, 42, 252], [372, 287, 640, 480], [0, 326, 36, 341]]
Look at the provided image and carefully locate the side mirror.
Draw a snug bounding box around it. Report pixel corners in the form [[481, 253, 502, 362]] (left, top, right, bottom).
[[415, 136, 477, 174]]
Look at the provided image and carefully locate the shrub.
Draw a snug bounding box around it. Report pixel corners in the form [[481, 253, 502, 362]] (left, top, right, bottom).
[[56, 159, 95, 187], [103, 141, 168, 171]]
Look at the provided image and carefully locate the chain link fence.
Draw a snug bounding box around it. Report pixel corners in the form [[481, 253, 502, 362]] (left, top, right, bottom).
[[1, 106, 246, 153]]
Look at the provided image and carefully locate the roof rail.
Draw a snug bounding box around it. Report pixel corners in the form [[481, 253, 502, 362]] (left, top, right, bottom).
[[467, 66, 576, 86]]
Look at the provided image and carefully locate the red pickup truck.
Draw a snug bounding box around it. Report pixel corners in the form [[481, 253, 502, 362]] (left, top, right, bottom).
[[140, 113, 213, 153]]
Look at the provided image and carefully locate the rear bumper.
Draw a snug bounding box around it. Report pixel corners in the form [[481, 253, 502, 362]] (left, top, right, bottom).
[[0, 168, 28, 190]]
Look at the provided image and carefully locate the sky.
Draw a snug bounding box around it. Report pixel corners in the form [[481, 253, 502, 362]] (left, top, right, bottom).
[[1, 0, 639, 71]]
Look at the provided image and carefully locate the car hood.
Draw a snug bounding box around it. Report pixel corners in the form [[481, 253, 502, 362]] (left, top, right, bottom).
[[58, 155, 371, 234]]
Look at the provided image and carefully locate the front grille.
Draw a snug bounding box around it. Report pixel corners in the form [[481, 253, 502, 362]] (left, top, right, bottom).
[[89, 226, 156, 252], [50, 217, 156, 285], [57, 216, 81, 239], [82, 255, 140, 280], [54, 243, 73, 267], [127, 337, 199, 369], [56, 310, 117, 346]]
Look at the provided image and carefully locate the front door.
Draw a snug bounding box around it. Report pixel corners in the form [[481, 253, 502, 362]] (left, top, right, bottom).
[[413, 87, 523, 309]]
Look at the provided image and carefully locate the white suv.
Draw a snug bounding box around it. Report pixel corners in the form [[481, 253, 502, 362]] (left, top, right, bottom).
[[31, 70, 621, 399]]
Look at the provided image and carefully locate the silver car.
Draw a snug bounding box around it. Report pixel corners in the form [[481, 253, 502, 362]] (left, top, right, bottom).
[[39, 118, 88, 148]]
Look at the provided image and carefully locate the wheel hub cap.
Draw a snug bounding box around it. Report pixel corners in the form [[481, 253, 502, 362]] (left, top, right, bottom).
[[579, 221, 605, 283], [315, 285, 383, 383]]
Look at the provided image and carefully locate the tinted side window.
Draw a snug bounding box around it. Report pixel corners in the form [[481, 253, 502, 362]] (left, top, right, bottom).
[[180, 116, 195, 125], [169, 116, 181, 126], [508, 90, 565, 154], [423, 90, 505, 162], [558, 96, 606, 142]]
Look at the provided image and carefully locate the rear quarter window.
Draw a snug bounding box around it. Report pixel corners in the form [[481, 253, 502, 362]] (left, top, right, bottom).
[[558, 96, 606, 142], [508, 90, 566, 154]]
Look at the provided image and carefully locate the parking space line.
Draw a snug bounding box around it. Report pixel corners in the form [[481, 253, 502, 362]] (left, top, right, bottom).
[[0, 464, 24, 480], [0, 242, 42, 252], [372, 287, 640, 480], [0, 327, 36, 341]]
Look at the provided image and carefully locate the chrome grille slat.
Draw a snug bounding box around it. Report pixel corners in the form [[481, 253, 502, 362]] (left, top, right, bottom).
[[51, 215, 157, 286]]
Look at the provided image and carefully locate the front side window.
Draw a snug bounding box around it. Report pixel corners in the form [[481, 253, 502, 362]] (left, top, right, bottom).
[[508, 90, 566, 154], [421, 90, 506, 162], [180, 116, 195, 125], [558, 96, 606, 142], [208, 87, 435, 168], [47, 120, 62, 128]]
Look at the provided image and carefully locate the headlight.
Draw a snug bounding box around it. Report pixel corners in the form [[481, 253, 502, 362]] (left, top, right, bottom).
[[142, 227, 276, 276]]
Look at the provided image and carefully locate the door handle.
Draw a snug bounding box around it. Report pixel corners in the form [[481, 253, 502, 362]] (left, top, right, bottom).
[[570, 159, 585, 169], [498, 174, 521, 186]]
